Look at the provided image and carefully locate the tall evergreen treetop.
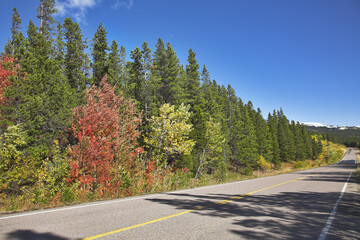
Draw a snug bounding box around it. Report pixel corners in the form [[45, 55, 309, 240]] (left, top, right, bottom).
[[37, 0, 57, 41], [63, 17, 89, 92], [92, 22, 109, 86], [7, 7, 22, 56], [108, 40, 121, 87], [185, 48, 200, 106]]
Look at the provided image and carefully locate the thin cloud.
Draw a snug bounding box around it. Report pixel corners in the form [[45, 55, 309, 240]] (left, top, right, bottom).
[[55, 0, 99, 23], [111, 0, 134, 10]]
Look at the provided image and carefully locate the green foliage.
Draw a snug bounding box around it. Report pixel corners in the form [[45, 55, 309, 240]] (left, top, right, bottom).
[[0, 5, 343, 210], [258, 155, 272, 171], [0, 125, 27, 193], [295, 160, 310, 169], [145, 103, 195, 166], [242, 167, 253, 176], [195, 117, 226, 178], [92, 22, 109, 86], [63, 17, 89, 93]]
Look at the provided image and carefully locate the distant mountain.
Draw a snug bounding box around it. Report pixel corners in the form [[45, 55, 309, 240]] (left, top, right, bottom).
[[301, 122, 359, 129], [303, 123, 360, 148]]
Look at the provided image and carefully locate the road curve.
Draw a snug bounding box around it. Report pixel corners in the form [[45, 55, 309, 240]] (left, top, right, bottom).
[[1, 149, 358, 240]]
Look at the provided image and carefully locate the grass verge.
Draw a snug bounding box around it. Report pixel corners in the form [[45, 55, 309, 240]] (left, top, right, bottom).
[[0, 145, 349, 214]]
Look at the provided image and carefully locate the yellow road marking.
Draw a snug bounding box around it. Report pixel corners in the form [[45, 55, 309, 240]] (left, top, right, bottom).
[[83, 173, 315, 240]]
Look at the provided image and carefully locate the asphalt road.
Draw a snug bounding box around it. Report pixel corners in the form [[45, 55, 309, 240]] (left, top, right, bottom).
[[1, 149, 358, 240]]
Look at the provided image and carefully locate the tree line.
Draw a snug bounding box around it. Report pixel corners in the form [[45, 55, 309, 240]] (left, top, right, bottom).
[[0, 0, 323, 203]]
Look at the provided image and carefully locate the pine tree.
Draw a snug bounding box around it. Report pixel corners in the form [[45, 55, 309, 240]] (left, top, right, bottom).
[[108, 40, 121, 87], [116, 45, 127, 94], [277, 109, 295, 161], [127, 47, 144, 108], [63, 17, 89, 93], [301, 124, 313, 159], [292, 121, 306, 161], [37, 0, 57, 42], [8, 20, 76, 159], [92, 23, 109, 86], [54, 23, 64, 68], [255, 108, 272, 161], [164, 42, 182, 105], [185, 49, 200, 106], [268, 111, 281, 167], [9, 8, 22, 56], [238, 106, 259, 169], [141, 42, 152, 120]]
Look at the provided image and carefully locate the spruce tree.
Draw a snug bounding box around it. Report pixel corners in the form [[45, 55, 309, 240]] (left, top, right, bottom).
[[255, 108, 272, 161], [185, 49, 200, 106], [127, 47, 144, 107], [37, 0, 57, 42], [108, 40, 121, 87], [164, 42, 182, 105], [9, 20, 76, 159], [54, 23, 64, 68], [92, 23, 109, 86], [277, 109, 295, 161], [292, 121, 306, 161], [141, 42, 153, 120], [9, 8, 22, 56], [268, 111, 281, 166], [63, 17, 89, 93]]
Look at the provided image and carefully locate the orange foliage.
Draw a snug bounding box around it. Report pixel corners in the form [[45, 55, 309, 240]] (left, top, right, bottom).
[[68, 76, 142, 193]]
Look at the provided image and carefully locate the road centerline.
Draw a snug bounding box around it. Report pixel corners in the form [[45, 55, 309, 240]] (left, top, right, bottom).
[[83, 173, 318, 240]]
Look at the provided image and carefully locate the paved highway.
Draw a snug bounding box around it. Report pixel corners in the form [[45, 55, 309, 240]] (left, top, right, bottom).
[[1, 149, 358, 240]]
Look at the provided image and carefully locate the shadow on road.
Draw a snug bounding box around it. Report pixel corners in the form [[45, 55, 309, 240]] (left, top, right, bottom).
[[146, 164, 359, 239], [6, 230, 70, 240]]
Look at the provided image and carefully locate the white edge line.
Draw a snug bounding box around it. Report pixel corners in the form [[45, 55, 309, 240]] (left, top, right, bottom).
[[0, 174, 266, 221], [317, 172, 352, 240]]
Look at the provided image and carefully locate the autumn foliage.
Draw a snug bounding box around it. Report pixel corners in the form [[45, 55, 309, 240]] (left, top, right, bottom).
[[0, 55, 17, 107], [68, 76, 142, 193]]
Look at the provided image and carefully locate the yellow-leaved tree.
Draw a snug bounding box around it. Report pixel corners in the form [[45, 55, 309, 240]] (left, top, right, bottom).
[[145, 103, 195, 167]]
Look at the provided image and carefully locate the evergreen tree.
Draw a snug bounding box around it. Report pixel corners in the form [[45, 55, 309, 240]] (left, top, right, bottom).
[[238, 106, 259, 169], [277, 109, 295, 161], [255, 108, 272, 161], [292, 121, 306, 161], [92, 22, 109, 86], [8, 8, 22, 56], [301, 124, 313, 159], [268, 111, 281, 166], [116, 45, 127, 94], [54, 23, 64, 68], [184, 49, 200, 106], [141, 42, 153, 120], [8, 20, 76, 159], [127, 47, 144, 108], [108, 40, 121, 87], [63, 17, 89, 93], [164, 42, 182, 105], [37, 0, 57, 42]]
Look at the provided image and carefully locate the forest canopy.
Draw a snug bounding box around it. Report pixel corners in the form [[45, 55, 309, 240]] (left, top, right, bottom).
[[0, 0, 328, 206]]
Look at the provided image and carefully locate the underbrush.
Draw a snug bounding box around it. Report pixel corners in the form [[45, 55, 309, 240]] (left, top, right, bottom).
[[0, 143, 348, 214]]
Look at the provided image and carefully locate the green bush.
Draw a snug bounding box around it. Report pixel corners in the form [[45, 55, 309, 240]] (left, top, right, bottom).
[[242, 167, 253, 176], [295, 160, 310, 169]]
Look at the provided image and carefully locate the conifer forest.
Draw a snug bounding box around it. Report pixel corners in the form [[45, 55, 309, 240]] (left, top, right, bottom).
[[1, 0, 341, 210]]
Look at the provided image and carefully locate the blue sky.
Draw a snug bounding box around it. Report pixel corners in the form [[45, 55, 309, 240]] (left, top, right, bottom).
[[1, 0, 359, 126]]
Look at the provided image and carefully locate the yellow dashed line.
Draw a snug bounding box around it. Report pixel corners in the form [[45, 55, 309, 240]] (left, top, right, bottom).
[[83, 173, 317, 240]]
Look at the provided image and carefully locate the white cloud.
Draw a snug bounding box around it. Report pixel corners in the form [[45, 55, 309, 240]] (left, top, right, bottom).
[[111, 0, 133, 10], [55, 0, 99, 23]]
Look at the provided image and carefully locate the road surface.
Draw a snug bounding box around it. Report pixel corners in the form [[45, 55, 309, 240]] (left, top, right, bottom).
[[1, 148, 358, 240]]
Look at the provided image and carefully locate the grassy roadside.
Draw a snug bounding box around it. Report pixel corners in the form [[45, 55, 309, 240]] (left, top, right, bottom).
[[0, 142, 348, 214]]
